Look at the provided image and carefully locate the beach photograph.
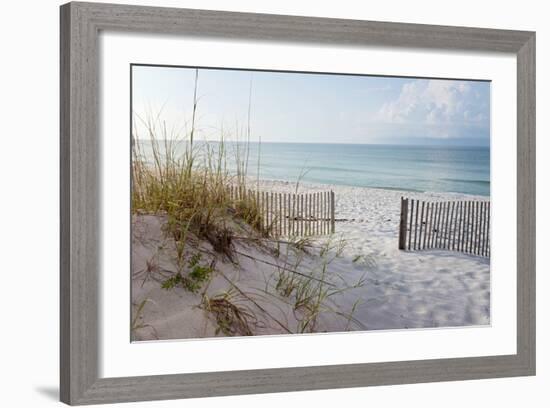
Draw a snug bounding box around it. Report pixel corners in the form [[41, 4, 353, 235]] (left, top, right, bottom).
[[130, 65, 491, 341]]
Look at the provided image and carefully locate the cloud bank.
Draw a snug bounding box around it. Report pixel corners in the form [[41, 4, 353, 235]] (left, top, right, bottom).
[[376, 79, 490, 141]]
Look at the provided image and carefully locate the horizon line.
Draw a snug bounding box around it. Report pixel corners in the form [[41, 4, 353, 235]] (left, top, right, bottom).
[[134, 138, 490, 148]]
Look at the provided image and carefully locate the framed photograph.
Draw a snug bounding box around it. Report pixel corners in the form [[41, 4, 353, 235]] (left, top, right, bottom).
[[60, 2, 535, 405]]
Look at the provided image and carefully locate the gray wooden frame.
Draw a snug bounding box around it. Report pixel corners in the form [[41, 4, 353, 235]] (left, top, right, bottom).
[[60, 1, 535, 405]]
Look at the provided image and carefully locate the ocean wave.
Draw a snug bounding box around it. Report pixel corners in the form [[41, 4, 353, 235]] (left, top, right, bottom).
[[441, 178, 490, 186]]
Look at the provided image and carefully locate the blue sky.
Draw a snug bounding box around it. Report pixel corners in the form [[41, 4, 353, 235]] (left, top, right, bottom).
[[132, 65, 490, 146]]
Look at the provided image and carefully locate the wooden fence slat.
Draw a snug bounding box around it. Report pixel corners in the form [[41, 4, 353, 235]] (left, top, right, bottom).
[[324, 191, 328, 234], [474, 201, 480, 255], [296, 193, 300, 236], [255, 190, 260, 229], [330, 191, 335, 234], [313, 193, 316, 236], [447, 201, 452, 249], [303, 193, 308, 236], [285, 193, 292, 235], [463, 201, 468, 253], [320, 191, 323, 235], [328, 191, 331, 234], [456, 201, 464, 251], [310, 193, 314, 236], [319, 192, 325, 234], [431, 202, 436, 249], [438, 202, 445, 248], [485, 201, 489, 256], [325, 191, 330, 234], [479, 201, 484, 256], [486, 203, 491, 256], [424, 202, 431, 249], [300, 194, 305, 236], [399, 198, 408, 250], [307, 193, 311, 236], [437, 202, 443, 248], [291, 192, 295, 236], [264, 192, 268, 230], [277, 193, 281, 236], [434, 202, 439, 248], [481, 202, 485, 255], [408, 199, 414, 250], [314, 193, 317, 235], [467, 201, 473, 253], [290, 193, 294, 235], [472, 201, 476, 254], [413, 199, 419, 250], [270, 192, 274, 232], [461, 201, 466, 251], [312, 192, 316, 235], [299, 194, 303, 236], [296, 192, 299, 236], [316, 192, 320, 235], [434, 202, 441, 248], [447, 201, 456, 249], [265, 192, 269, 232], [479, 201, 484, 255], [443, 202, 448, 248], [440, 202, 446, 249], [457, 201, 463, 250], [310, 192, 314, 235], [288, 192, 291, 236], [418, 201, 425, 250], [303, 193, 307, 236], [432, 202, 438, 248], [269, 192, 272, 231], [267, 191, 271, 233], [320, 192, 324, 235], [469, 201, 474, 254], [472, 200, 478, 255], [482, 202, 486, 255], [296, 194, 302, 235], [450, 201, 457, 250], [436, 202, 442, 248], [444, 201, 451, 249], [426, 201, 431, 249], [281, 193, 285, 236]]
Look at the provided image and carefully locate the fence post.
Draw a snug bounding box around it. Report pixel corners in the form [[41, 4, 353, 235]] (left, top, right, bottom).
[[399, 197, 408, 250], [330, 190, 335, 233]]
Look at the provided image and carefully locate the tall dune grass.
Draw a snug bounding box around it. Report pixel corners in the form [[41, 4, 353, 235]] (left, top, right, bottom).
[[131, 71, 267, 263]]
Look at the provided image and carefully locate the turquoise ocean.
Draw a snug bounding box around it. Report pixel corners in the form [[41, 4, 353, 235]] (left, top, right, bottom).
[[237, 143, 489, 196], [137, 142, 490, 197]]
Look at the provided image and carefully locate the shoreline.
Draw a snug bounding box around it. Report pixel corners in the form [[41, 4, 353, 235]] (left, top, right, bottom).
[[249, 176, 490, 200]]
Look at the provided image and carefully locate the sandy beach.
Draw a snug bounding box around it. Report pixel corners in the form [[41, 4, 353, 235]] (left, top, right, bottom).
[[132, 180, 490, 341]]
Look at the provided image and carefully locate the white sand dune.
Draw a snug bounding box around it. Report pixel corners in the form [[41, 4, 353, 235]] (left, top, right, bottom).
[[131, 181, 490, 341]]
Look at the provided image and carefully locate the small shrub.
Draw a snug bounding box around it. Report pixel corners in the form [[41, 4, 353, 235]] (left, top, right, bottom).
[[161, 253, 214, 293]]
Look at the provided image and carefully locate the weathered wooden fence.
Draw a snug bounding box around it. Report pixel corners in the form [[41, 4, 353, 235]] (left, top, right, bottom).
[[229, 186, 335, 237], [398, 197, 490, 257]]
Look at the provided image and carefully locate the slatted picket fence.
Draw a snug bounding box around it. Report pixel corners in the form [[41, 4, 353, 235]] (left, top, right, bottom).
[[228, 186, 335, 237], [398, 197, 490, 257]]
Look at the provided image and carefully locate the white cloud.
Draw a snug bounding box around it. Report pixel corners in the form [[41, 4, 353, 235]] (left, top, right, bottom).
[[377, 80, 489, 137]]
